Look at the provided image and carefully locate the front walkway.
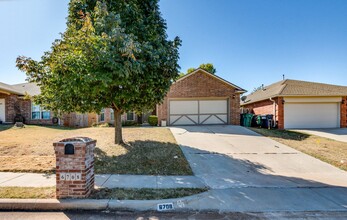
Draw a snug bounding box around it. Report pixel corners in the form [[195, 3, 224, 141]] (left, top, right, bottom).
[[0, 172, 205, 189]]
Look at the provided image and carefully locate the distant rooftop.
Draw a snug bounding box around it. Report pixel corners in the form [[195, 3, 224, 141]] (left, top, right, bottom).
[[0, 82, 40, 96], [242, 79, 347, 105]]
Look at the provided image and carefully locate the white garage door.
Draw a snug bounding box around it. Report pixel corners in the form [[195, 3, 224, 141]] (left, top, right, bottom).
[[169, 100, 228, 125], [284, 103, 340, 129]]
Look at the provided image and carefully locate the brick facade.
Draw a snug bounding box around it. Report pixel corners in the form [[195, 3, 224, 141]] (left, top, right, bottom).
[[54, 137, 96, 199], [243, 96, 347, 129], [0, 92, 54, 125], [242, 98, 281, 128], [157, 70, 243, 126], [277, 97, 284, 129]]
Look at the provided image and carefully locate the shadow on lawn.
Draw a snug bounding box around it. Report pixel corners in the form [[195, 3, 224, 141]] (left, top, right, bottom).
[[0, 124, 13, 132], [94, 140, 193, 176], [250, 127, 311, 141]]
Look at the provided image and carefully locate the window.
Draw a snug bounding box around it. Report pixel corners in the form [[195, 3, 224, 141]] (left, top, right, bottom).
[[127, 112, 134, 121], [31, 103, 50, 120], [110, 109, 114, 121], [100, 109, 105, 122]]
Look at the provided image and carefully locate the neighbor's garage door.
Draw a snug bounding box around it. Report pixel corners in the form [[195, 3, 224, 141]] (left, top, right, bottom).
[[169, 100, 228, 125], [284, 103, 340, 129]]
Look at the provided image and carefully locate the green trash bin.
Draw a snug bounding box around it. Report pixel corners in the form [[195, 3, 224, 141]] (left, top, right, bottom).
[[256, 115, 262, 127], [243, 113, 253, 127]]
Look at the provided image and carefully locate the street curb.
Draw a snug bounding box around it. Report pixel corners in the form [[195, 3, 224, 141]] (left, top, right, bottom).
[[0, 191, 209, 212]]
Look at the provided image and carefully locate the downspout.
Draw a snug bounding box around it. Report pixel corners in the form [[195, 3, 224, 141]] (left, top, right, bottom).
[[269, 97, 277, 127]]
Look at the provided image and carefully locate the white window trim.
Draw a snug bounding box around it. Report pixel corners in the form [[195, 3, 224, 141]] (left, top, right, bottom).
[[31, 103, 50, 120]]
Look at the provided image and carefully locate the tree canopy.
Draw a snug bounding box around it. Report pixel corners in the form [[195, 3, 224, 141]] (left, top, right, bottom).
[[16, 0, 181, 143], [178, 63, 216, 79]]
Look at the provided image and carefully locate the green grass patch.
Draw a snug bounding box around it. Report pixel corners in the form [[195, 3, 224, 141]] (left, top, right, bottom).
[[90, 188, 208, 200]]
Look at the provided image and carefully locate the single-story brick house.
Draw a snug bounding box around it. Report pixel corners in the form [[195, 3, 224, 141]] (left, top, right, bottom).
[[156, 68, 246, 126], [0, 81, 137, 127], [241, 79, 347, 129], [0, 82, 55, 125]]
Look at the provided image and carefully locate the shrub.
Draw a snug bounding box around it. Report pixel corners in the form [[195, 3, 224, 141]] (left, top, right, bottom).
[[148, 115, 158, 126], [122, 121, 138, 127]]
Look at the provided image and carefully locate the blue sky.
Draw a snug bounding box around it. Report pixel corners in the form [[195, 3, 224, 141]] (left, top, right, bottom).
[[1, 0, 347, 93]]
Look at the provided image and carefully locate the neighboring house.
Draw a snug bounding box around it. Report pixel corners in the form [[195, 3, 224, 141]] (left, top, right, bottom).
[[156, 68, 247, 126], [95, 108, 138, 125], [0, 81, 136, 127], [241, 79, 347, 129], [0, 82, 55, 125]]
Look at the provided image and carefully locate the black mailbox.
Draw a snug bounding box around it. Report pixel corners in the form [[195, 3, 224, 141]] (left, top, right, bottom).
[[64, 144, 75, 155]]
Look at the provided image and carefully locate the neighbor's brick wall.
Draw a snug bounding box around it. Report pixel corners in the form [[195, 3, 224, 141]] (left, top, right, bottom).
[[242, 98, 281, 128], [244, 99, 274, 115], [157, 70, 242, 125], [277, 97, 284, 129]]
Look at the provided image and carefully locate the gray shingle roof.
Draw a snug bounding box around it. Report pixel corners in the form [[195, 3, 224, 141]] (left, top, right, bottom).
[[11, 83, 41, 96], [0, 82, 24, 95], [241, 79, 347, 105], [0, 82, 41, 96]]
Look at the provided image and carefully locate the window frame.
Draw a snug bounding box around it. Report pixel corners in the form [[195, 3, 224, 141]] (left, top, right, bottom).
[[100, 109, 105, 122], [126, 111, 135, 121], [31, 103, 50, 120]]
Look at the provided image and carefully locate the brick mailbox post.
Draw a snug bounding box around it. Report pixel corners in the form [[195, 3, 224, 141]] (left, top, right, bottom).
[[53, 137, 96, 199]]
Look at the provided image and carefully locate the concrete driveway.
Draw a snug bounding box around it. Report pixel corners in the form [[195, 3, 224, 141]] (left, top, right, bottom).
[[170, 125, 347, 212], [294, 128, 347, 143]]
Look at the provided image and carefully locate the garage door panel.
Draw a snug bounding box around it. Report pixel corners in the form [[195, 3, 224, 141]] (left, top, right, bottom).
[[169, 99, 228, 126], [284, 103, 340, 129], [200, 114, 227, 124], [200, 100, 227, 114], [170, 115, 198, 125], [170, 101, 198, 114]]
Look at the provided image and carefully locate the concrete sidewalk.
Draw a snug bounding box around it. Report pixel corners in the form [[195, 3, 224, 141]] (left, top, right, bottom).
[[0, 172, 205, 189]]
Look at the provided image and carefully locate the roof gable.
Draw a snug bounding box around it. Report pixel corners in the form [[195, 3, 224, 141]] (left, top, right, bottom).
[[175, 68, 246, 93]]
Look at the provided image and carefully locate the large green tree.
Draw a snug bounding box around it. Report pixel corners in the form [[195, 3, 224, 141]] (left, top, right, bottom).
[[16, 0, 181, 144], [178, 63, 216, 79]]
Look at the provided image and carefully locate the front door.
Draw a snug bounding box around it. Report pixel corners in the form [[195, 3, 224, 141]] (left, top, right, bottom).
[[0, 99, 5, 123]]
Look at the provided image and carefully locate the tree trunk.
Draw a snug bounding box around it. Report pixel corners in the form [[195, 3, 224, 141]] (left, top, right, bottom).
[[114, 109, 123, 144]]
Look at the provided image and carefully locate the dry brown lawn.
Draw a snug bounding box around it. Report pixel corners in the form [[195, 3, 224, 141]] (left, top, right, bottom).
[[0, 125, 192, 175], [249, 128, 347, 171], [0, 187, 55, 199]]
